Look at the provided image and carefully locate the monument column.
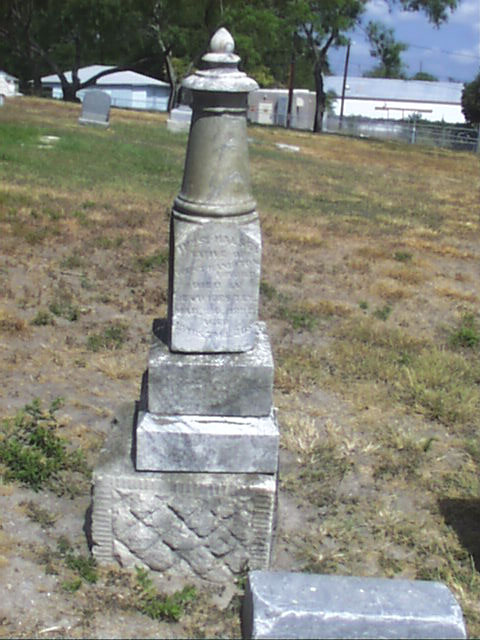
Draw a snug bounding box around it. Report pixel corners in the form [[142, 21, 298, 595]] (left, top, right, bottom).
[[91, 28, 279, 583], [169, 27, 261, 353]]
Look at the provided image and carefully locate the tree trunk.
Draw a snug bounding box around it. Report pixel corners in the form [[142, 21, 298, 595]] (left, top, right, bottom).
[[61, 80, 80, 102], [313, 59, 326, 133], [165, 52, 178, 112]]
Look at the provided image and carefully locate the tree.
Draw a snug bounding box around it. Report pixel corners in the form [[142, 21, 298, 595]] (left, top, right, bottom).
[[0, 0, 150, 100], [461, 73, 480, 124], [261, 0, 459, 132], [411, 71, 438, 81], [286, 0, 365, 132], [363, 20, 407, 79]]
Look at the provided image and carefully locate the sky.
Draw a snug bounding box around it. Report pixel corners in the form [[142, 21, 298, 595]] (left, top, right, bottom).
[[327, 0, 480, 84]]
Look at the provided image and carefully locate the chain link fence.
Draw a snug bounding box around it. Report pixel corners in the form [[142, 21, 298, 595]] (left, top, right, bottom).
[[324, 115, 480, 153]]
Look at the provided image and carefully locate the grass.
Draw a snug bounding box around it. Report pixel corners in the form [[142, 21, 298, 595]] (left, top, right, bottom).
[[86, 323, 128, 352], [135, 566, 196, 622], [0, 97, 480, 637], [0, 399, 89, 494]]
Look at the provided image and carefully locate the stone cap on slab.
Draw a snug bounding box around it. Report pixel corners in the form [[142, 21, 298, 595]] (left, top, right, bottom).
[[243, 571, 467, 639], [135, 409, 279, 473]]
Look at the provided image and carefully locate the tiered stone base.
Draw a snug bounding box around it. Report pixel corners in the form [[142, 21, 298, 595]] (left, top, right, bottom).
[[92, 415, 276, 583]]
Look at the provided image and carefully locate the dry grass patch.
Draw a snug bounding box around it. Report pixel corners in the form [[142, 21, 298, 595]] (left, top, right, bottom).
[[371, 278, 413, 301]]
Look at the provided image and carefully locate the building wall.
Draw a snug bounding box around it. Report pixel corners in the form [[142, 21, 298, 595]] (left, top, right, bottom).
[[248, 89, 315, 130], [334, 98, 464, 123], [50, 84, 170, 112], [248, 86, 465, 128]]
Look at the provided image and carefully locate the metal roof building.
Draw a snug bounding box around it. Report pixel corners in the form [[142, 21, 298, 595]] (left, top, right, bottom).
[[324, 76, 464, 122], [42, 65, 171, 112]]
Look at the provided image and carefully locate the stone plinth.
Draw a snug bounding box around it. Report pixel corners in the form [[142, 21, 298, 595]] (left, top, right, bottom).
[[136, 410, 278, 473], [168, 214, 261, 353], [92, 417, 276, 583], [243, 571, 467, 639], [148, 320, 273, 416]]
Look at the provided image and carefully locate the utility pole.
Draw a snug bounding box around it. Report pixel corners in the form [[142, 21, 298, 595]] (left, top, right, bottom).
[[286, 52, 295, 129], [339, 41, 351, 131]]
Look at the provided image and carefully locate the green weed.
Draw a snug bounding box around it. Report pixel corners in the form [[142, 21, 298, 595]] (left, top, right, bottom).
[[259, 280, 278, 300], [393, 250, 413, 262], [449, 313, 480, 349], [31, 310, 54, 326], [60, 254, 84, 270], [277, 304, 319, 331], [135, 566, 196, 622], [136, 251, 168, 272], [86, 323, 128, 352], [22, 500, 56, 527], [49, 298, 79, 322], [57, 537, 97, 584], [373, 304, 392, 321], [0, 398, 89, 493]]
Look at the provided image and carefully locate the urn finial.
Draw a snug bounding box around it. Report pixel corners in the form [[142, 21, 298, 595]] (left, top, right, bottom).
[[209, 27, 235, 54]]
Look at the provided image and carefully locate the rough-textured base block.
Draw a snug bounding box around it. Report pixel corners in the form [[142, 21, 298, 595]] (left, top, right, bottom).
[[243, 571, 467, 639], [148, 320, 273, 416], [169, 214, 261, 353], [136, 409, 279, 472], [92, 416, 276, 583]]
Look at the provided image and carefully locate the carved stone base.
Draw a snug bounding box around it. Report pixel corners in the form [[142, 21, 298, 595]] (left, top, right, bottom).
[[92, 413, 276, 583]]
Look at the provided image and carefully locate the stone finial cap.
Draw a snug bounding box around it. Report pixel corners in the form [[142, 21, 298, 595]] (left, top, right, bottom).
[[182, 27, 258, 93]]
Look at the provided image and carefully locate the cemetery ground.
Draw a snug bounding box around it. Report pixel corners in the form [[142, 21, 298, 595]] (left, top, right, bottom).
[[0, 96, 479, 638]]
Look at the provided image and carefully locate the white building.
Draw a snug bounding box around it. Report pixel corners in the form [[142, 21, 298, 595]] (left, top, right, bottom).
[[325, 76, 464, 123], [0, 71, 20, 97], [42, 65, 171, 112], [248, 77, 465, 130]]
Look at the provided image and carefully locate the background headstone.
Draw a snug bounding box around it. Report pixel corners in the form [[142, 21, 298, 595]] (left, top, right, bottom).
[[78, 89, 111, 127]]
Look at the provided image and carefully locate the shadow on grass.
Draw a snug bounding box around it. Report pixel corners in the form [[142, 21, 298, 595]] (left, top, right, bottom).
[[439, 498, 480, 570]]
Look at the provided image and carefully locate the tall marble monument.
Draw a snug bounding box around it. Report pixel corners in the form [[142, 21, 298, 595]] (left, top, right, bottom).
[[91, 28, 279, 582]]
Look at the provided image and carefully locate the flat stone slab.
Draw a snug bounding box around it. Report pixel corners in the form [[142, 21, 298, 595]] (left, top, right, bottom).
[[243, 571, 467, 639], [92, 413, 276, 583], [168, 214, 261, 353], [148, 320, 273, 416], [136, 409, 278, 472]]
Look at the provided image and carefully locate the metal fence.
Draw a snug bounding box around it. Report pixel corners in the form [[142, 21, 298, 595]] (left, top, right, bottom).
[[324, 115, 480, 153]]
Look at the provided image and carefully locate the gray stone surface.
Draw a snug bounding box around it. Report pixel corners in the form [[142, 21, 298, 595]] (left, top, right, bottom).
[[243, 571, 467, 639], [166, 105, 192, 133], [78, 89, 110, 127], [169, 215, 261, 352], [92, 413, 276, 582], [148, 320, 273, 416], [136, 409, 279, 472]]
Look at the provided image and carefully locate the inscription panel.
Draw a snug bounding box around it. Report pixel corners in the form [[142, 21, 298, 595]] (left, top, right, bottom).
[[170, 216, 261, 352]]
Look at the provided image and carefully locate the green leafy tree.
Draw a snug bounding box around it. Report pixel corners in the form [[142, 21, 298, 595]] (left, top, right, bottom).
[[0, 0, 149, 99], [411, 71, 438, 81], [363, 20, 407, 78], [461, 73, 480, 124]]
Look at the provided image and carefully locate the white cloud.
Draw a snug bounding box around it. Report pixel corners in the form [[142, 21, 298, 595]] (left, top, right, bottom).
[[450, 0, 480, 26], [363, 0, 395, 24]]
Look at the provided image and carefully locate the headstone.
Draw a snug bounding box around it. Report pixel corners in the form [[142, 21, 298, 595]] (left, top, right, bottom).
[[78, 89, 110, 127], [91, 28, 279, 583], [243, 571, 467, 639], [166, 105, 192, 133], [0, 95, 4, 107]]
